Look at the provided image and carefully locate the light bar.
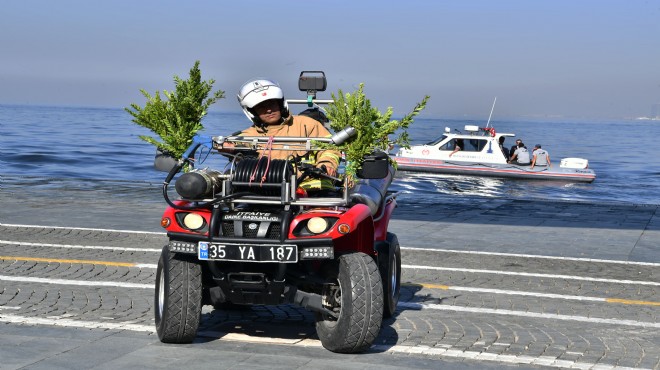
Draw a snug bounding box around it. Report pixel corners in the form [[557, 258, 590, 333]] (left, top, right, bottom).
[[300, 246, 334, 260], [168, 241, 197, 254]]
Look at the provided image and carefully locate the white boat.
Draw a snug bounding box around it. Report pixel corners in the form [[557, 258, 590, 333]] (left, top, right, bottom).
[[392, 125, 596, 183]]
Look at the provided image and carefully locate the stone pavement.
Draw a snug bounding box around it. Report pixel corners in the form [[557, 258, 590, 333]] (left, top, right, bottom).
[[390, 196, 659, 263], [1, 185, 657, 262], [0, 188, 659, 369]]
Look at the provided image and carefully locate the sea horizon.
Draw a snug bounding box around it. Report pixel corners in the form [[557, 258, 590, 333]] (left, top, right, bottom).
[[1, 104, 659, 206], [1, 102, 654, 124]]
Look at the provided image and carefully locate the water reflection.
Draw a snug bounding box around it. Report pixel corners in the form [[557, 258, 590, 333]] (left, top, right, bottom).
[[391, 170, 603, 205]]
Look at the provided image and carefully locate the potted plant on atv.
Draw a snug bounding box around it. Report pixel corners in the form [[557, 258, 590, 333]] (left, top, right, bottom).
[[153, 72, 424, 353]]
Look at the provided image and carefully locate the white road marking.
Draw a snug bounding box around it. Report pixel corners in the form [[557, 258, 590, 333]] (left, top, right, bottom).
[[398, 302, 660, 329], [404, 264, 660, 286], [4, 273, 656, 307], [2, 239, 658, 285], [0, 223, 164, 235], [439, 286, 606, 302], [418, 284, 660, 306], [0, 313, 156, 332], [0, 240, 162, 253], [2, 273, 657, 327], [402, 246, 660, 267], [0, 312, 648, 370], [3, 222, 658, 267], [0, 275, 154, 289]]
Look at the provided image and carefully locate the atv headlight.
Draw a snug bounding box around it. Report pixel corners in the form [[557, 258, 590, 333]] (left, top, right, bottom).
[[307, 217, 329, 234], [292, 216, 338, 236], [182, 213, 205, 230]]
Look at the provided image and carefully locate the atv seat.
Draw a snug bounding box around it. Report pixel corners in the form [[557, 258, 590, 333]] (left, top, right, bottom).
[[348, 166, 395, 216]]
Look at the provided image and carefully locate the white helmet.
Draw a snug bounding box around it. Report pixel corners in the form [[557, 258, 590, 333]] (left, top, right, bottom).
[[237, 79, 289, 124]]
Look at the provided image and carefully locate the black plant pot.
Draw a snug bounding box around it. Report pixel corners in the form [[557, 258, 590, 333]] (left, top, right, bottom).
[[154, 149, 178, 172], [357, 151, 390, 179]]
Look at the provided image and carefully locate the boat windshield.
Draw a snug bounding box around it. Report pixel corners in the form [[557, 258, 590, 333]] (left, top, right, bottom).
[[426, 135, 447, 146]]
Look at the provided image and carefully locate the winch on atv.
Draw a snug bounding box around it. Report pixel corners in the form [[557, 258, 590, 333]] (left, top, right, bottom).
[[153, 71, 401, 353]]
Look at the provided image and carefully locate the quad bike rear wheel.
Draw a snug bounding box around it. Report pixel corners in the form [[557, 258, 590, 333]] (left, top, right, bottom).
[[382, 233, 401, 318], [154, 246, 203, 343], [315, 252, 384, 353]]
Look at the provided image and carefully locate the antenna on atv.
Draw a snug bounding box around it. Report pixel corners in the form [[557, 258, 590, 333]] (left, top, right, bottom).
[[486, 96, 497, 128]]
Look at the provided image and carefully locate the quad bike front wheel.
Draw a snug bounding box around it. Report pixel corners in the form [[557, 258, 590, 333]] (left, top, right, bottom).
[[383, 233, 401, 318], [316, 252, 384, 353], [154, 246, 203, 343]]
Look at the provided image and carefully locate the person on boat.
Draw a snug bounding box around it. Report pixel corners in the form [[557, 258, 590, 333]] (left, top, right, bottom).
[[499, 136, 510, 161], [448, 138, 463, 157], [530, 144, 551, 169], [509, 138, 524, 158], [216, 78, 341, 190], [508, 142, 531, 165]]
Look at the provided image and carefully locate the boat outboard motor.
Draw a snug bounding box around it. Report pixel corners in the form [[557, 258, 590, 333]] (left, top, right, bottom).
[[175, 169, 224, 199]]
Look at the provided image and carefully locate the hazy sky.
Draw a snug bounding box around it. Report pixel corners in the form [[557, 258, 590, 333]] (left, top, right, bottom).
[[1, 0, 659, 120]]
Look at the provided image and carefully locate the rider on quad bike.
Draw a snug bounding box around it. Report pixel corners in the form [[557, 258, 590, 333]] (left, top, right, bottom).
[[154, 71, 402, 353], [219, 77, 341, 191]]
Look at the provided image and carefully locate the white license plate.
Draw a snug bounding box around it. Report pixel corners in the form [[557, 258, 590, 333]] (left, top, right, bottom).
[[198, 242, 298, 263]]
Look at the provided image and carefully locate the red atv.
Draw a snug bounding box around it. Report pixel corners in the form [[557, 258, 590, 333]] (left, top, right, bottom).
[[153, 73, 401, 353]]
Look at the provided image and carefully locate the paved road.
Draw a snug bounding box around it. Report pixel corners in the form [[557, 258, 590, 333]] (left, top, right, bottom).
[[0, 192, 658, 369]]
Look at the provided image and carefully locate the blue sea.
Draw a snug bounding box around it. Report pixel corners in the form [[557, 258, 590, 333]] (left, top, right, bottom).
[[1, 104, 659, 207]]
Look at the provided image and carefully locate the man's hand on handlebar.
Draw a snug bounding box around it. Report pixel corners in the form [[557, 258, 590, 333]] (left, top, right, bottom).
[[320, 164, 337, 178], [298, 163, 340, 184]]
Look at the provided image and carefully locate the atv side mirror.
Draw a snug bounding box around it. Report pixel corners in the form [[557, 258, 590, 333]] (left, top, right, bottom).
[[298, 71, 327, 92], [357, 152, 390, 179]]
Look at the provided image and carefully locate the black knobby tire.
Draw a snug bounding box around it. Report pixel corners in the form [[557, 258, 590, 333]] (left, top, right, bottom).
[[316, 252, 384, 353], [383, 233, 401, 318], [154, 246, 203, 343]]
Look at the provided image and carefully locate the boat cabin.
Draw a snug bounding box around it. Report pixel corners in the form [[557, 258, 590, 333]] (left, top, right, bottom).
[[398, 125, 515, 164]]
